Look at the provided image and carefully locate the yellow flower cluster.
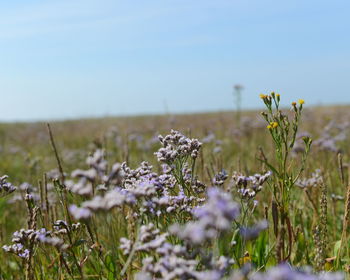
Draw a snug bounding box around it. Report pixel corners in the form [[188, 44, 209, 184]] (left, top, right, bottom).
[[267, 122, 278, 129], [259, 92, 281, 102], [292, 99, 305, 107]]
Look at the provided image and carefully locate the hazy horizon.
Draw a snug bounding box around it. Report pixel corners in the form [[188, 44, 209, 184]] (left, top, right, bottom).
[[1, 101, 349, 124]]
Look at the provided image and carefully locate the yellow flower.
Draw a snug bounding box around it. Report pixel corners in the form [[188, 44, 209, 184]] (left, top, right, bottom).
[[243, 255, 251, 264], [291, 102, 296, 106], [270, 122, 278, 128], [298, 99, 305, 105], [239, 252, 251, 265], [259, 94, 266, 99], [267, 124, 272, 129], [276, 93, 280, 98]]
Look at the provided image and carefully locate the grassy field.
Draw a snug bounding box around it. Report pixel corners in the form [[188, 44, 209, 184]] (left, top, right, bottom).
[[0, 96, 349, 279]]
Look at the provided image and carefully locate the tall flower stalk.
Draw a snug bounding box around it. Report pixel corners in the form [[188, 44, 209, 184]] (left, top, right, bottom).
[[259, 93, 312, 262]]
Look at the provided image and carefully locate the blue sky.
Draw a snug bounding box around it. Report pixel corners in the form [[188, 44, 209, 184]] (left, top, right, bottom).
[[0, 0, 349, 121]]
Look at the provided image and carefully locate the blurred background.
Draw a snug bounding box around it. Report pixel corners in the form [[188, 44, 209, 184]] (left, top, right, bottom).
[[0, 0, 349, 121]]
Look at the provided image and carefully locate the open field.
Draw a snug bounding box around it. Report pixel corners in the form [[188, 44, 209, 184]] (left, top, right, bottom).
[[0, 97, 350, 279]]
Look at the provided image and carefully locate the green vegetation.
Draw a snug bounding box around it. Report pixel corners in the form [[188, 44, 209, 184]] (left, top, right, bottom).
[[0, 96, 349, 279]]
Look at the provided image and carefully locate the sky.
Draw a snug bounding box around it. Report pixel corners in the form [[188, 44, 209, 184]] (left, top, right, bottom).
[[0, 0, 350, 121]]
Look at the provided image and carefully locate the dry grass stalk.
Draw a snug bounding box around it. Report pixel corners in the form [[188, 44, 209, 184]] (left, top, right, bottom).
[[338, 166, 350, 265]]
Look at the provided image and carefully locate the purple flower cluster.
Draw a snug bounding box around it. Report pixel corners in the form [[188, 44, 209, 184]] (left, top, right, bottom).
[[66, 149, 124, 196], [125, 226, 232, 280], [232, 171, 271, 199], [249, 264, 344, 280], [170, 188, 240, 245], [296, 169, 323, 189], [120, 223, 199, 279], [138, 253, 234, 280], [155, 130, 202, 164], [125, 224, 235, 280], [116, 137, 205, 216], [2, 243, 30, 259], [69, 154, 206, 220], [2, 227, 68, 259], [0, 175, 16, 197], [69, 187, 135, 220], [138, 247, 198, 280], [8, 182, 42, 204], [120, 223, 168, 255], [213, 169, 228, 186], [175, 162, 206, 193], [314, 120, 349, 153], [38, 234, 68, 251], [53, 219, 81, 235], [119, 189, 239, 279], [240, 220, 268, 241], [201, 132, 223, 154]]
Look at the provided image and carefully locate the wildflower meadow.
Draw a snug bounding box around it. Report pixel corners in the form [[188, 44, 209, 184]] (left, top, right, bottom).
[[0, 94, 350, 279]]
